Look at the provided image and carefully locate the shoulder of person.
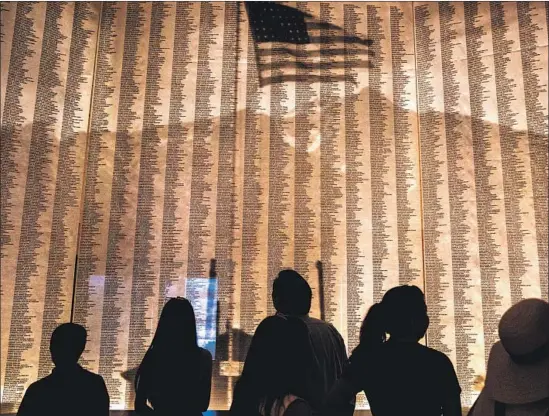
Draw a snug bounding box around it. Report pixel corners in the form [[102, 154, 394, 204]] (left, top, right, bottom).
[[80, 367, 108, 387], [33, 372, 60, 390], [304, 316, 332, 329], [23, 378, 42, 394], [139, 347, 155, 367], [422, 345, 454, 366], [420, 345, 462, 392], [199, 347, 213, 361], [308, 317, 343, 336], [20, 375, 54, 403], [199, 347, 213, 377], [349, 343, 371, 362]]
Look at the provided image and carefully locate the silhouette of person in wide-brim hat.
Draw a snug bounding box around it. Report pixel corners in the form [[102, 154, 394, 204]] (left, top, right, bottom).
[[469, 298, 549, 416]]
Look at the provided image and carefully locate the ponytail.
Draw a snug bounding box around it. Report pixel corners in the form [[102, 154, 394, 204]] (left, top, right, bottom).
[[359, 303, 386, 349]]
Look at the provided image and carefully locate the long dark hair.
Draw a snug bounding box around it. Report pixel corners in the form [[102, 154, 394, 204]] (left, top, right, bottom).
[[238, 315, 316, 415], [135, 297, 200, 391], [151, 297, 199, 352], [359, 302, 387, 348], [359, 285, 429, 349]]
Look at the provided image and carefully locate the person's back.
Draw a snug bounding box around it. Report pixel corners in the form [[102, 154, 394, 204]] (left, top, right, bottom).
[[271, 270, 349, 413], [17, 364, 109, 416], [234, 315, 315, 416], [326, 285, 461, 416], [299, 315, 347, 402], [137, 345, 212, 416], [17, 323, 109, 416], [347, 340, 461, 416], [135, 297, 212, 416]]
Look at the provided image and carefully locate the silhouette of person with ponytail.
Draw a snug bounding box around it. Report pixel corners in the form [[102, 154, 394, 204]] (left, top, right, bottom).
[[325, 285, 462, 416], [134, 297, 212, 416]]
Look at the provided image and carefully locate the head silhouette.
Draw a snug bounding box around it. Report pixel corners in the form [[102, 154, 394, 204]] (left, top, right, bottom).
[[360, 285, 429, 347], [50, 323, 87, 368], [272, 269, 312, 315], [152, 297, 198, 352]]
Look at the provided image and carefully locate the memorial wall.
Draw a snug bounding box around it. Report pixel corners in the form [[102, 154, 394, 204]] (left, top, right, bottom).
[[1, 1, 547, 412]]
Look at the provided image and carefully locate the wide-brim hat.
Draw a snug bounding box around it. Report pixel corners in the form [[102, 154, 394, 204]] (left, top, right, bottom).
[[484, 298, 549, 404]]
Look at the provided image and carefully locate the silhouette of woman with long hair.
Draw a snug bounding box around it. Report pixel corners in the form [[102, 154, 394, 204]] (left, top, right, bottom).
[[135, 297, 212, 416], [326, 285, 462, 416], [231, 315, 318, 416]]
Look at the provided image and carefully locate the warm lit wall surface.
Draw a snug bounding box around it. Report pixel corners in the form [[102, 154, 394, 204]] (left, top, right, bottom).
[[1, 2, 547, 412]]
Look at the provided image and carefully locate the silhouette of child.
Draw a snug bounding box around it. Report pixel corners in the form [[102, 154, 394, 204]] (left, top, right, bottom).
[[325, 285, 462, 416], [17, 323, 109, 416], [134, 297, 212, 416]]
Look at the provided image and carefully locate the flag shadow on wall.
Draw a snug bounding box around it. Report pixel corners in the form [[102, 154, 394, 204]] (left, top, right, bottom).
[[245, 2, 374, 86]]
